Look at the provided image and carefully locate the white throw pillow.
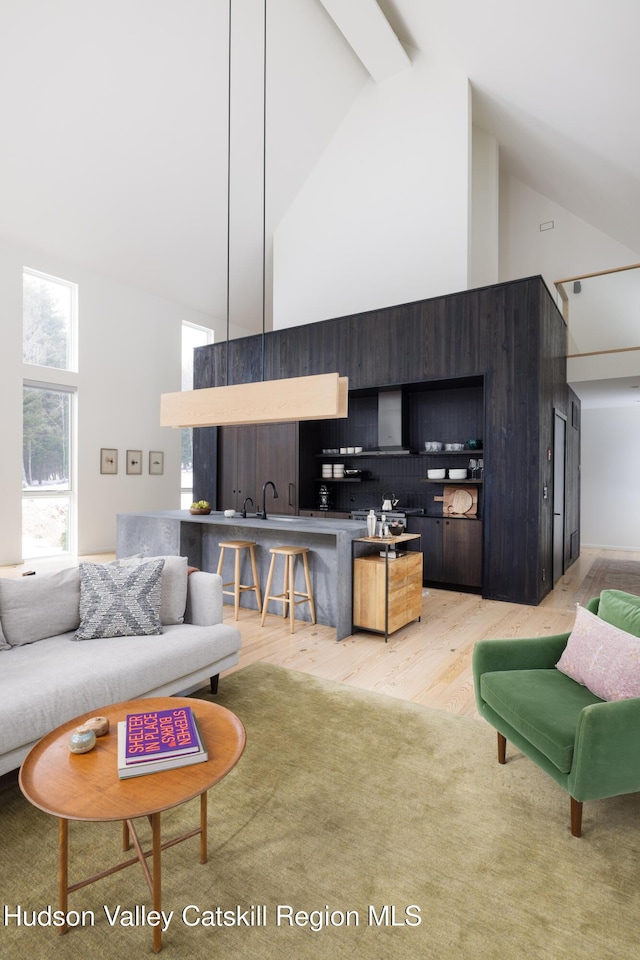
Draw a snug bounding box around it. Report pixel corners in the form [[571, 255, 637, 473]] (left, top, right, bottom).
[[0, 567, 81, 646], [0, 619, 10, 651]]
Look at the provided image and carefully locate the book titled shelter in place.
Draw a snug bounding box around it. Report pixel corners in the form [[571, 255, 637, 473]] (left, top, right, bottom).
[[117, 706, 208, 778]]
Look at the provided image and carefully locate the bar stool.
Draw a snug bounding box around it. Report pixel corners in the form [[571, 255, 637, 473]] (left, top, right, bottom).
[[261, 545, 316, 634], [216, 540, 262, 619]]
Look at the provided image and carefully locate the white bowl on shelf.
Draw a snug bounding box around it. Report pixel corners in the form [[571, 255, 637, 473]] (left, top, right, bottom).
[[427, 468, 446, 479], [444, 443, 465, 451], [448, 468, 468, 480], [424, 441, 443, 452]]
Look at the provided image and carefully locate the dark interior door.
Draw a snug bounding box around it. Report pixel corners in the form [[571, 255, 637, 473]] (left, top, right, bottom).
[[553, 411, 567, 584]]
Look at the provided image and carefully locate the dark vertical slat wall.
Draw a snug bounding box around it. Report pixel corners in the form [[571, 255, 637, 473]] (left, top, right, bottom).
[[193, 276, 577, 606]]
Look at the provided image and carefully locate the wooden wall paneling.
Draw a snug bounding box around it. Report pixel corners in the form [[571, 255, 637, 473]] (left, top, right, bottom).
[[537, 282, 572, 594], [477, 281, 542, 604], [193, 277, 572, 607], [536, 283, 557, 600]]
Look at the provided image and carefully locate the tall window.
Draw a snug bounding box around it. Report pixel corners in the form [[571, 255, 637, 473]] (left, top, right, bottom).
[[181, 322, 213, 507], [23, 268, 77, 371], [22, 269, 78, 558], [22, 383, 75, 557]]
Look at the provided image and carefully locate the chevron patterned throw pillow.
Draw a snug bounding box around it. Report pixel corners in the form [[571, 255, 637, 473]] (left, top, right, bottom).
[[74, 558, 165, 641]]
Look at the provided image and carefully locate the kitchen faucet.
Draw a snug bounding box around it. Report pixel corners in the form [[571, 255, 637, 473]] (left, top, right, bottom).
[[241, 497, 253, 519], [259, 481, 279, 520]]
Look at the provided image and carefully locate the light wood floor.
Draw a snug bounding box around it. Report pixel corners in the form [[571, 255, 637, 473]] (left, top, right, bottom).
[[4, 545, 638, 720], [229, 546, 637, 719]]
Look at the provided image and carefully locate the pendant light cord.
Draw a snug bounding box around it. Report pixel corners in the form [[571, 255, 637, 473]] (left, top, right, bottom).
[[226, 0, 267, 385], [225, 0, 232, 386], [261, 0, 267, 382]]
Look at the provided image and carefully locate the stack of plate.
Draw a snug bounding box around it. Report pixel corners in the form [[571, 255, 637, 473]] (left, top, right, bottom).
[[333, 464, 345, 478], [322, 464, 333, 478]]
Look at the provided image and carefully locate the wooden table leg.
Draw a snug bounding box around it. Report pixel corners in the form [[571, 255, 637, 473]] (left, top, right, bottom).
[[200, 791, 208, 863], [58, 818, 69, 936], [151, 812, 162, 953], [288, 555, 295, 633]]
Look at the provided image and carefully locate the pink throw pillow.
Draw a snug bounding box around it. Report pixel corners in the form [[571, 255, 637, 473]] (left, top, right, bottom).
[[556, 604, 640, 701]]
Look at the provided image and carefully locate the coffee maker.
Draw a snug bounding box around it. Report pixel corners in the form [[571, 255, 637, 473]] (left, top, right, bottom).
[[318, 484, 332, 511]]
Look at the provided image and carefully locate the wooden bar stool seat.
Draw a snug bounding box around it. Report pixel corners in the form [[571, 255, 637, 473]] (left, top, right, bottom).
[[260, 545, 316, 634], [216, 540, 262, 619]]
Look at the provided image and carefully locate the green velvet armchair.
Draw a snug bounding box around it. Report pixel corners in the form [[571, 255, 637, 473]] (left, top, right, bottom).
[[473, 594, 640, 837]]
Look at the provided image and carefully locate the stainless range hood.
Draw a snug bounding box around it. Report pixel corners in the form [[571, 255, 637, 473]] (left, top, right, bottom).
[[375, 389, 410, 455]]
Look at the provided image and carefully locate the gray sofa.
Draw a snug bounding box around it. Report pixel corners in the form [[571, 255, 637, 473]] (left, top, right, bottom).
[[0, 557, 242, 775]]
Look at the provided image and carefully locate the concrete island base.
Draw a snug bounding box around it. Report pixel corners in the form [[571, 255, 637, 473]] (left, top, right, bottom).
[[116, 510, 369, 641]]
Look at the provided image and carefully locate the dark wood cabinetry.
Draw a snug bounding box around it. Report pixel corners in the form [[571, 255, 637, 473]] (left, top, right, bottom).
[[255, 422, 298, 515], [217, 424, 257, 512], [194, 276, 576, 606], [217, 422, 298, 515], [407, 516, 482, 588]]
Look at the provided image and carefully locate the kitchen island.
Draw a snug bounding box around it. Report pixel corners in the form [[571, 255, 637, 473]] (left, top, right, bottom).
[[116, 510, 368, 641]]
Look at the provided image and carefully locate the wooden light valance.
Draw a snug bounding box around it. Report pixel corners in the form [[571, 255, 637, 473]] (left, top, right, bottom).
[[161, 373, 349, 428]]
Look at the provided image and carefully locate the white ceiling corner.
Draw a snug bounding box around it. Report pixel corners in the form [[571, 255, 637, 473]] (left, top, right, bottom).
[[318, 0, 411, 83]]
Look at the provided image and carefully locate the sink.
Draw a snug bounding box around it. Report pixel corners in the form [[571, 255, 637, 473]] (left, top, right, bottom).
[[267, 515, 299, 522]]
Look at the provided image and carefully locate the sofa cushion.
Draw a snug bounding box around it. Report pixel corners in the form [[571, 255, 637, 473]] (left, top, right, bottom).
[[115, 555, 188, 625], [0, 622, 242, 755], [597, 590, 640, 638], [0, 567, 81, 646], [480, 669, 603, 772], [74, 559, 165, 640], [0, 620, 9, 651], [556, 604, 640, 701]]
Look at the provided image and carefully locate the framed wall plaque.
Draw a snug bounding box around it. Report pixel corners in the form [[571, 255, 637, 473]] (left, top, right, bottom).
[[126, 450, 143, 475], [100, 448, 118, 474], [149, 451, 164, 475]]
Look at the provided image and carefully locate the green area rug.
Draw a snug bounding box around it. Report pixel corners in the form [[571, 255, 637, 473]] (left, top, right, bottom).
[[2, 663, 639, 959]]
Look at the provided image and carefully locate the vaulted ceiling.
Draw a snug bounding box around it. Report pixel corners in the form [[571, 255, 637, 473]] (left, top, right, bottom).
[[1, 0, 639, 326]]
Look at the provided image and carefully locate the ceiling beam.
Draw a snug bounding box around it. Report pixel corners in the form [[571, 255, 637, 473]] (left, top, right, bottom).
[[318, 0, 410, 83]]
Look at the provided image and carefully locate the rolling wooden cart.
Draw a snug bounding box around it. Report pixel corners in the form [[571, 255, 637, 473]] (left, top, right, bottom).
[[352, 533, 422, 641]]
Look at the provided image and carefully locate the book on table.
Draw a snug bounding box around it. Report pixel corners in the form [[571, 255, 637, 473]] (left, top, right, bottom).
[[117, 705, 208, 779]]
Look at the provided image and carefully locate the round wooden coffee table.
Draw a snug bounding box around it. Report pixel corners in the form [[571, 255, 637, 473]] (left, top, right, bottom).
[[19, 696, 245, 954]]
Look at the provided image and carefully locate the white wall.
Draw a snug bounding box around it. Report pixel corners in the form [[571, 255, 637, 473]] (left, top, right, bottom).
[[499, 174, 640, 293], [273, 49, 471, 327], [500, 173, 640, 551], [470, 125, 499, 288], [0, 239, 217, 565], [580, 406, 640, 549]]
